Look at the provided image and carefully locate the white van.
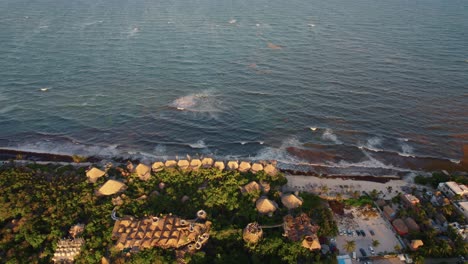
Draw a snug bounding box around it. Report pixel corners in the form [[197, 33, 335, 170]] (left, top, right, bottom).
[[352, 252, 357, 259]]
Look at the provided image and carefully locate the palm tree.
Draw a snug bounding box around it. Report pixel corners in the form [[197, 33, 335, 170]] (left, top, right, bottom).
[[387, 186, 393, 193], [344, 240, 356, 252], [320, 185, 329, 195], [370, 189, 379, 200], [394, 244, 401, 252], [372, 239, 380, 248]]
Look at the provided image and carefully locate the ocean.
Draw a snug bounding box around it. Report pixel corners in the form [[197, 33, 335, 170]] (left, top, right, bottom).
[[1, 0, 467, 176]]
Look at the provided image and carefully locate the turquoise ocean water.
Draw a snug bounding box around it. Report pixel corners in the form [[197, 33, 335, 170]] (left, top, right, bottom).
[[1, 0, 467, 176]]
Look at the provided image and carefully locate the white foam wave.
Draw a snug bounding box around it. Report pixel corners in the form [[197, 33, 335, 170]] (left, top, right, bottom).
[[252, 137, 304, 164], [188, 140, 207, 149], [321, 129, 342, 144], [358, 137, 384, 152], [170, 90, 225, 117]]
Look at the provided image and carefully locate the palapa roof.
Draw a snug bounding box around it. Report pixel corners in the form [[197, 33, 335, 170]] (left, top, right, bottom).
[[256, 197, 278, 214], [301, 235, 321, 251], [177, 160, 190, 170], [250, 163, 264, 173], [410, 240, 423, 250], [165, 160, 177, 168], [201, 158, 214, 168], [214, 161, 225, 171], [283, 213, 320, 242], [152, 161, 165, 172], [135, 164, 151, 181], [86, 167, 105, 183], [190, 159, 202, 169], [227, 161, 239, 170], [241, 181, 261, 194], [112, 213, 211, 253], [238, 161, 251, 172], [281, 193, 303, 209], [98, 180, 127, 196], [243, 222, 263, 244], [264, 164, 277, 176]]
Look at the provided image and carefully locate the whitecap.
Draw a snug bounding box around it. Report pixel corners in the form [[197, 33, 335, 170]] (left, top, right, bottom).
[[229, 19, 237, 24], [308, 23, 315, 27], [189, 140, 207, 149], [40, 87, 50, 92], [309, 127, 318, 131], [321, 128, 342, 144], [169, 90, 226, 118]]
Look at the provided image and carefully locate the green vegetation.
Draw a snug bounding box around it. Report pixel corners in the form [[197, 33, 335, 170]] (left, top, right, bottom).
[[0, 163, 338, 263], [343, 196, 373, 207], [414, 172, 468, 188]]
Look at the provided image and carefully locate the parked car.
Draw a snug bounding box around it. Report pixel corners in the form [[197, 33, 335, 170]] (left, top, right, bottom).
[[352, 252, 356, 260], [356, 230, 361, 236], [369, 230, 375, 236], [369, 246, 375, 255], [360, 248, 367, 257], [361, 229, 366, 237]]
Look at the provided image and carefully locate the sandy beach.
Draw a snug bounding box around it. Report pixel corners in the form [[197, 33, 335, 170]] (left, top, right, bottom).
[[284, 174, 420, 199]]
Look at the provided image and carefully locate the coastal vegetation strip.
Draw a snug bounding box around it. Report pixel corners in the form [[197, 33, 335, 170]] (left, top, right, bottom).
[[0, 162, 338, 263]]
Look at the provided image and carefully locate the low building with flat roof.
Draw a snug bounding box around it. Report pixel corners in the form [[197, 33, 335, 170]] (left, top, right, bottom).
[[438, 182, 468, 198]]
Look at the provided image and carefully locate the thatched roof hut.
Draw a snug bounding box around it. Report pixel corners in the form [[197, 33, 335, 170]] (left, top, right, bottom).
[[281, 193, 303, 209], [241, 181, 261, 194], [251, 163, 264, 173], [177, 160, 190, 170], [410, 239, 423, 251], [152, 162, 164, 172], [264, 164, 277, 176], [256, 197, 278, 215], [69, 224, 85, 238], [227, 161, 239, 171], [201, 158, 214, 168], [301, 235, 321, 251], [190, 159, 202, 170], [86, 167, 105, 183], [238, 161, 251, 172], [98, 180, 127, 196], [135, 164, 151, 181], [243, 222, 263, 244], [165, 160, 177, 168], [214, 161, 225, 171]]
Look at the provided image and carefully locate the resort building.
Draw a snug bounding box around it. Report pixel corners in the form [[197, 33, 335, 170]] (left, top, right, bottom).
[[86, 167, 106, 183], [438, 182, 468, 198], [383, 205, 396, 220], [392, 218, 409, 236], [111, 211, 211, 256], [453, 201, 468, 219], [52, 238, 85, 263], [401, 194, 420, 208], [283, 213, 321, 251]]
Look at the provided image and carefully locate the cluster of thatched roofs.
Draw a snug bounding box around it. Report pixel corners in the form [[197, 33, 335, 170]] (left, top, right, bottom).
[[87, 159, 278, 196], [52, 224, 85, 263], [242, 213, 321, 251], [283, 214, 321, 250], [111, 211, 210, 256], [151, 158, 278, 175]]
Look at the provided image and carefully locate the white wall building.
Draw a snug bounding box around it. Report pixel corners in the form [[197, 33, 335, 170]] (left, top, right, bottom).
[[438, 182, 468, 198]]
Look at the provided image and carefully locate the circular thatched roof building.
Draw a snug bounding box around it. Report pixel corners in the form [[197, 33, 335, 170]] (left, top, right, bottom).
[[281, 193, 303, 209], [256, 197, 278, 215], [97, 180, 127, 196], [243, 222, 263, 244], [201, 158, 214, 168], [86, 167, 105, 183], [135, 164, 151, 181]]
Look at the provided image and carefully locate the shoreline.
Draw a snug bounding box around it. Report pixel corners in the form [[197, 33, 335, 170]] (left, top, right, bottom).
[[0, 148, 455, 184]]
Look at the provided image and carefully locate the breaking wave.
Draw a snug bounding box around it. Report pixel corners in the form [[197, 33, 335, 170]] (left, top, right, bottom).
[[322, 129, 342, 144], [169, 90, 226, 118]]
